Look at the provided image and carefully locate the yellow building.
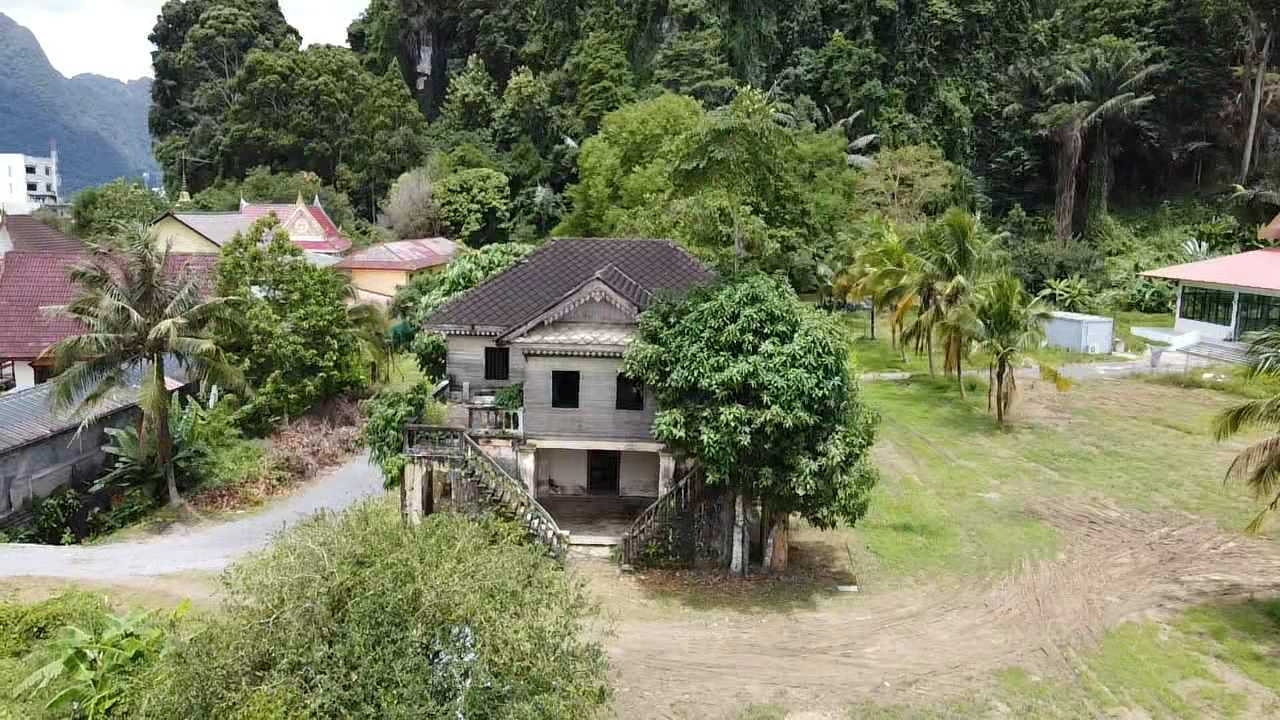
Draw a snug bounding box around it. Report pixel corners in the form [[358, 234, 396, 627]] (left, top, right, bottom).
[[336, 237, 458, 304], [151, 194, 352, 255]]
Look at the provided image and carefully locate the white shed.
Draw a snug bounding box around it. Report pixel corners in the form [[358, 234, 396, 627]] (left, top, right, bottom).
[[1042, 311, 1114, 354]]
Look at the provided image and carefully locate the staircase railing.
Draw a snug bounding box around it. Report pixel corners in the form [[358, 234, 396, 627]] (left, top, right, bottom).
[[620, 465, 704, 566], [460, 434, 569, 559]]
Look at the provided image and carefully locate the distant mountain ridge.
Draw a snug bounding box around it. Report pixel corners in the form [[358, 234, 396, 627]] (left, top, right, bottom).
[[0, 13, 160, 197]]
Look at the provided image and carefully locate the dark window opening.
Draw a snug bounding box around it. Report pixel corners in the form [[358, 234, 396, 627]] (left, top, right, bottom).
[[483, 347, 509, 381], [552, 371, 580, 408], [1179, 286, 1234, 327], [1237, 293, 1280, 338], [616, 374, 645, 411], [25, 183, 37, 193]]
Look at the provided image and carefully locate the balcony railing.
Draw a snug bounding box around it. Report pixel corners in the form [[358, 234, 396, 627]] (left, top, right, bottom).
[[467, 407, 523, 438]]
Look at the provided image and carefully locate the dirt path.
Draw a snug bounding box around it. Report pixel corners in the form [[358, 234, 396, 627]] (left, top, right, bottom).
[[597, 498, 1280, 718]]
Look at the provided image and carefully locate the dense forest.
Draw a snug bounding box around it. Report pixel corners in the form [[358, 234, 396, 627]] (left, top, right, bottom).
[[145, 0, 1280, 299]]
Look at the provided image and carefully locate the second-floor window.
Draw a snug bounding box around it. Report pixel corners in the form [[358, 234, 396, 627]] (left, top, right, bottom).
[[616, 374, 645, 410], [552, 371, 580, 408], [484, 346, 509, 380]]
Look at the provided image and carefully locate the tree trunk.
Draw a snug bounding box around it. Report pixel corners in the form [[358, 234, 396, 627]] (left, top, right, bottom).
[[153, 358, 179, 507], [1055, 118, 1083, 243], [730, 493, 748, 576], [764, 512, 789, 573], [987, 363, 994, 412], [957, 351, 965, 398], [1087, 123, 1110, 228], [1242, 29, 1273, 183], [926, 333, 935, 376], [869, 299, 876, 340]]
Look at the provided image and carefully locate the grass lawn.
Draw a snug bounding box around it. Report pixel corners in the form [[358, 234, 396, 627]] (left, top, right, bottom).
[[835, 376, 1266, 584]]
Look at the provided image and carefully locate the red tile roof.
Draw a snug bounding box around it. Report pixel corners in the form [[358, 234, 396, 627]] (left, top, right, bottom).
[[1142, 248, 1280, 293], [335, 237, 458, 271], [0, 214, 84, 253], [0, 252, 219, 360]]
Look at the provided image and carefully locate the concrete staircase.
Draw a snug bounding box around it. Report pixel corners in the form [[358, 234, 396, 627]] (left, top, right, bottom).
[[1181, 339, 1250, 366]]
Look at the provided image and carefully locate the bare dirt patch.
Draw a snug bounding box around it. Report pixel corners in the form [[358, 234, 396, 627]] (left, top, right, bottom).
[[596, 498, 1280, 719]]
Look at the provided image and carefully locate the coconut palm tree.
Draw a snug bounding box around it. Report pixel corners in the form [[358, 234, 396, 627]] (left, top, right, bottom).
[[904, 208, 990, 378], [42, 226, 244, 508], [1212, 327, 1280, 533], [1057, 36, 1165, 227], [975, 275, 1052, 426]]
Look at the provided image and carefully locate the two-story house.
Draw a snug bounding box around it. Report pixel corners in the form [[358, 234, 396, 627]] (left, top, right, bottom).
[[423, 238, 713, 536]]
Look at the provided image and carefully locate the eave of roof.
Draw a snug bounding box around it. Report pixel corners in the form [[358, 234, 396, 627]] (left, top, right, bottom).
[[1141, 248, 1280, 294]]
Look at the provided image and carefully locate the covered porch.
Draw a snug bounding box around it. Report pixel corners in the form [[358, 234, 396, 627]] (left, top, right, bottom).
[[516, 438, 675, 543]]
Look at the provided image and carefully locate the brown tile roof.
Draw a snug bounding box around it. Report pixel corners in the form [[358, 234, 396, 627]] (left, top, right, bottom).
[[335, 237, 458, 271], [0, 214, 84, 253], [0, 252, 219, 360], [425, 238, 713, 334]]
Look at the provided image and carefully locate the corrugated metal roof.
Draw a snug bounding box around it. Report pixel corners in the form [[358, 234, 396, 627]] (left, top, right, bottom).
[[0, 363, 185, 454], [0, 382, 138, 453]]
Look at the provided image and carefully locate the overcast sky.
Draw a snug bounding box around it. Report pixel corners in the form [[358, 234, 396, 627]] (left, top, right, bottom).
[[2, 0, 369, 81]]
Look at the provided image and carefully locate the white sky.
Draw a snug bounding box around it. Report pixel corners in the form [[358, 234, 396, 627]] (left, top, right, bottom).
[[1, 0, 369, 81]]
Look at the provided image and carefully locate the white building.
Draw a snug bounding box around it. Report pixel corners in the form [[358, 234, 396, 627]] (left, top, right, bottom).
[[0, 149, 60, 215], [1141, 248, 1280, 342]]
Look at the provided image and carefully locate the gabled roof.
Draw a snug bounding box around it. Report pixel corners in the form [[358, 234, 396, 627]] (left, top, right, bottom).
[[1142, 248, 1280, 294], [160, 196, 351, 254], [425, 238, 713, 335], [335, 237, 458, 271], [0, 252, 219, 360], [0, 213, 83, 253]]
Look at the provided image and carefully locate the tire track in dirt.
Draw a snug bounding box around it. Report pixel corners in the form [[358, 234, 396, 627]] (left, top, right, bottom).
[[603, 498, 1280, 718]]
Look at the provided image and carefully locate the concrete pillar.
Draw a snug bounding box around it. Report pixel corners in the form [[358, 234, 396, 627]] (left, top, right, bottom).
[[518, 446, 537, 496], [403, 460, 427, 525], [658, 451, 675, 496]]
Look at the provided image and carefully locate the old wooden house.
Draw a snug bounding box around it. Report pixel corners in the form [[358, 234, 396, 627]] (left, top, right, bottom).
[[405, 238, 714, 556]]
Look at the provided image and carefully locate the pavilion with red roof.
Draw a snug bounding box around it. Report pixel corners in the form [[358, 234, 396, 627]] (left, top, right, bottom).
[[1142, 248, 1280, 342]]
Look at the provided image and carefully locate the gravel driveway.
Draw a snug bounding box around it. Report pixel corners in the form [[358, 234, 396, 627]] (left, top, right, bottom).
[[0, 452, 385, 579]]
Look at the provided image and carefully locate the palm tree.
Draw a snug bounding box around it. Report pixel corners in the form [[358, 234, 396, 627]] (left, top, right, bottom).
[[904, 208, 989, 379], [43, 226, 244, 508], [1212, 327, 1280, 533], [1056, 36, 1165, 227], [975, 275, 1052, 426]]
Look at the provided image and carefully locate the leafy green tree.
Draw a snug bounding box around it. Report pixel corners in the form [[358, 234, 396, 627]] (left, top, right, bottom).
[[975, 274, 1053, 426], [1213, 326, 1280, 533], [435, 168, 512, 247], [382, 167, 442, 239], [624, 273, 878, 573], [653, 27, 738, 107], [440, 54, 500, 132], [564, 32, 637, 135], [45, 227, 244, 507], [133, 504, 610, 718], [557, 93, 705, 236], [71, 180, 169, 239], [214, 219, 371, 432], [810, 31, 887, 121], [149, 0, 300, 193], [853, 145, 967, 227], [218, 45, 427, 217], [392, 242, 536, 324]]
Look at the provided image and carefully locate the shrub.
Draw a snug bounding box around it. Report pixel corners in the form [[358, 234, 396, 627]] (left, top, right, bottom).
[[410, 331, 448, 380], [494, 383, 524, 409], [133, 503, 609, 719], [1037, 275, 1097, 313], [362, 382, 444, 486], [0, 593, 109, 659]]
